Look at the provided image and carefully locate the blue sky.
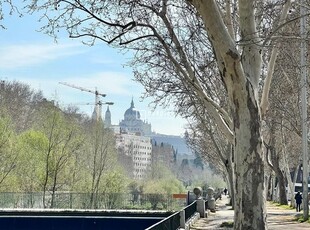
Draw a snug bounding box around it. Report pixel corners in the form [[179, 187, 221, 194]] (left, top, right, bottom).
[[0, 6, 187, 136]]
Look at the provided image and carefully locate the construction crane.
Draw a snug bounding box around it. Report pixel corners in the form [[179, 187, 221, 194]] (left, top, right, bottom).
[[59, 82, 107, 121], [97, 101, 114, 122], [61, 101, 114, 122], [75, 101, 114, 121]]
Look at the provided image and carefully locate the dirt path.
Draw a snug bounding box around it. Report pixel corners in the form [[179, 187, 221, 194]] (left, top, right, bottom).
[[190, 196, 310, 229]]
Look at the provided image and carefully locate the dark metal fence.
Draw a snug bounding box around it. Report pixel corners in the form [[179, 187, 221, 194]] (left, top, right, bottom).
[[145, 211, 180, 230], [184, 201, 197, 220], [146, 200, 199, 230], [0, 192, 185, 211], [0, 192, 201, 230]]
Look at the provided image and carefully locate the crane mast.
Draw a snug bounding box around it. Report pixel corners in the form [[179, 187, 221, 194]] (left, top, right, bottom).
[[59, 82, 107, 121]]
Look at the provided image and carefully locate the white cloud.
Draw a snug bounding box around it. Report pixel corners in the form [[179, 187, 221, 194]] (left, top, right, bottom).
[[59, 72, 141, 97], [0, 42, 84, 69]]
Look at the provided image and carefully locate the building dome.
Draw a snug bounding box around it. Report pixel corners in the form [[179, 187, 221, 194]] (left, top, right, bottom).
[[124, 99, 140, 120]]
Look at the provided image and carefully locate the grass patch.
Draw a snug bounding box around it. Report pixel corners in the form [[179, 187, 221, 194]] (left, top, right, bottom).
[[269, 201, 293, 210], [220, 221, 234, 228], [294, 215, 310, 224], [275, 204, 292, 210]]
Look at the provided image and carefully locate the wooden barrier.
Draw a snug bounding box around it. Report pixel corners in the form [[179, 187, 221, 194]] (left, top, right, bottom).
[[172, 194, 187, 199]]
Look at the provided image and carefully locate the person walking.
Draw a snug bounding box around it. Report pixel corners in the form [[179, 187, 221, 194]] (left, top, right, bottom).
[[294, 191, 302, 212]]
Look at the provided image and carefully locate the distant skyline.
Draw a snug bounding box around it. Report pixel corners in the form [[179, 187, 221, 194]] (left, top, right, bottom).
[[0, 6, 187, 136]]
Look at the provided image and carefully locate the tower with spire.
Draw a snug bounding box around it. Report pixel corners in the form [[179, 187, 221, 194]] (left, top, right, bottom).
[[104, 106, 111, 127]]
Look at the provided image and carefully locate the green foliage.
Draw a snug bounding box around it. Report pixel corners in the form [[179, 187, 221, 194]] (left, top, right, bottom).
[[97, 170, 128, 209], [273, 202, 293, 210], [128, 181, 140, 193], [0, 80, 131, 209], [101, 170, 127, 194], [144, 163, 185, 194], [15, 130, 48, 192], [0, 80, 187, 209], [294, 214, 310, 223], [0, 114, 19, 190], [143, 180, 166, 194]]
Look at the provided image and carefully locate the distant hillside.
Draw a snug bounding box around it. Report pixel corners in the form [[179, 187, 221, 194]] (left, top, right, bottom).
[[148, 133, 194, 156]]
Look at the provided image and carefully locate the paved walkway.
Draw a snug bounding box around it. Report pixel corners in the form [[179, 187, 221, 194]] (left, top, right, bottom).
[[190, 195, 310, 229]]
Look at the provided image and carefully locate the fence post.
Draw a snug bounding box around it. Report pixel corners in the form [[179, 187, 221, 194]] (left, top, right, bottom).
[[196, 199, 206, 218], [180, 209, 186, 228], [70, 193, 73, 209], [206, 187, 215, 212]]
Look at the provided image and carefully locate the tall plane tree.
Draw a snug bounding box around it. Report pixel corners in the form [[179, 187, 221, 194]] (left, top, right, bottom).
[[25, 0, 297, 228]]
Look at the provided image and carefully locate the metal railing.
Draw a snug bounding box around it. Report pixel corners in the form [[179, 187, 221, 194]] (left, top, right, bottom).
[[184, 201, 197, 220], [0, 192, 186, 211], [145, 211, 181, 230], [145, 200, 199, 230], [0, 192, 201, 229]]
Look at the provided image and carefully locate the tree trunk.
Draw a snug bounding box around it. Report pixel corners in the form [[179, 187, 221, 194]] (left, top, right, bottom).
[[226, 145, 235, 208], [289, 165, 300, 208], [268, 150, 288, 205], [189, 1, 267, 228], [266, 173, 274, 201], [226, 166, 235, 208], [233, 83, 266, 229], [42, 149, 51, 209], [276, 170, 288, 205], [50, 170, 58, 208], [268, 133, 288, 205]]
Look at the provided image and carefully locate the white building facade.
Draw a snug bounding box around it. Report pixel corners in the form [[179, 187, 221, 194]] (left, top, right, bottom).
[[115, 133, 152, 180]]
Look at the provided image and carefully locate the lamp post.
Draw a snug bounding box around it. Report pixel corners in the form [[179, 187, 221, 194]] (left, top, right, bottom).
[[301, 164, 303, 189], [300, 0, 309, 220]]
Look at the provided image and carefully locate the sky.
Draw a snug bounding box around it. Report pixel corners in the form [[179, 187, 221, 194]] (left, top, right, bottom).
[[0, 6, 187, 136]]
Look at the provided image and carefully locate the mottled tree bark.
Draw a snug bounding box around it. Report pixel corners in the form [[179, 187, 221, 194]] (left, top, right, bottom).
[[190, 1, 267, 228]]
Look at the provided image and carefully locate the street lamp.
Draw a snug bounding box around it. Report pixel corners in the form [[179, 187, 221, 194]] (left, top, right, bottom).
[[300, 0, 309, 219], [301, 164, 303, 189]]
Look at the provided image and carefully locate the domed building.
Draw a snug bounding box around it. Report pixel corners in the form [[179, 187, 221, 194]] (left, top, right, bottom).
[[119, 99, 152, 135], [124, 99, 141, 121]]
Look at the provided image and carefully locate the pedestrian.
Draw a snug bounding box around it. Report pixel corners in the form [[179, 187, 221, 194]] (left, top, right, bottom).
[[294, 191, 302, 212], [223, 188, 228, 196]]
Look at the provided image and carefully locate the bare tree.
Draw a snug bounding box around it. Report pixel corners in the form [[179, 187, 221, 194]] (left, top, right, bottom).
[[0, 80, 44, 132], [186, 110, 235, 207], [0, 0, 20, 29], [24, 0, 300, 227], [264, 24, 305, 206]]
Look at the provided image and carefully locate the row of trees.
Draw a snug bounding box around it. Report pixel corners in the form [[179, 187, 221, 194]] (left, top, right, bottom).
[[2, 0, 309, 228], [0, 81, 123, 208], [182, 0, 307, 219], [0, 80, 188, 209]]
